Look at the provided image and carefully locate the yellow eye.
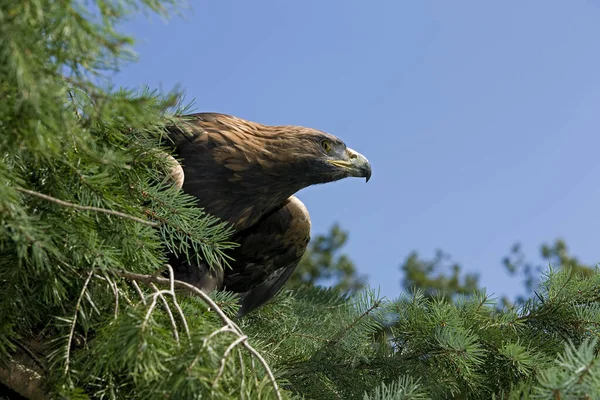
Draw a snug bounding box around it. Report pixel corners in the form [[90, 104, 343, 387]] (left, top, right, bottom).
[[321, 139, 332, 153]]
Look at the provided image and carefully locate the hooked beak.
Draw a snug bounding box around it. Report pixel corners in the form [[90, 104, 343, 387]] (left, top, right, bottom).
[[328, 148, 372, 182]]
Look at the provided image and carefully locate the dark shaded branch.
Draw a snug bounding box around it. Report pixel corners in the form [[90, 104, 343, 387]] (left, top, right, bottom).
[[0, 356, 46, 400]]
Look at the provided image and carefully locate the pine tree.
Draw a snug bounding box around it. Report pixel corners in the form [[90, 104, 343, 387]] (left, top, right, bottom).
[[400, 250, 481, 299], [0, 1, 275, 398], [2, 2, 600, 399]]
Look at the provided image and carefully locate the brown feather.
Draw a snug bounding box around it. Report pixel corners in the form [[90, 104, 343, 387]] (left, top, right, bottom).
[[167, 112, 339, 231], [165, 112, 370, 316], [225, 196, 311, 315]]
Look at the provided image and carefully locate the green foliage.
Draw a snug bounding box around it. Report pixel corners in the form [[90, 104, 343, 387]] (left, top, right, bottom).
[[400, 250, 480, 299], [532, 338, 600, 399], [289, 223, 366, 292], [504, 239, 594, 296], [243, 287, 386, 399], [400, 239, 595, 307], [2, 1, 600, 399], [0, 1, 265, 398], [363, 376, 428, 400], [244, 267, 600, 399]]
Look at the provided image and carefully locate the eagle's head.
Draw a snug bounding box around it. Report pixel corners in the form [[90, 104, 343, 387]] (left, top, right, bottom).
[[167, 113, 371, 230], [276, 127, 372, 186]]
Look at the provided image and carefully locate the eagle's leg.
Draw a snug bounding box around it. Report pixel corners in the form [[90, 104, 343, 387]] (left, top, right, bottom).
[[224, 196, 311, 316]]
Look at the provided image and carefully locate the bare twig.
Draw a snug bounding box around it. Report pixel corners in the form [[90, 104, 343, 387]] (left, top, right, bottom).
[[141, 289, 172, 331], [131, 280, 147, 305], [188, 326, 237, 372], [16, 187, 158, 227], [238, 348, 246, 397], [130, 267, 190, 345], [150, 283, 180, 345], [250, 356, 258, 385], [204, 326, 237, 346], [117, 270, 282, 400], [65, 270, 94, 375], [213, 335, 248, 387], [163, 264, 190, 342], [244, 342, 279, 390], [100, 272, 121, 317], [119, 271, 238, 331]]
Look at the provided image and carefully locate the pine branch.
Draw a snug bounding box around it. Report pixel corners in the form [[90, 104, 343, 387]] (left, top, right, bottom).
[[117, 267, 283, 400], [13, 341, 46, 374], [65, 269, 95, 375], [99, 271, 122, 318], [136, 265, 190, 344], [149, 283, 181, 345], [213, 335, 248, 387], [16, 187, 158, 227], [328, 299, 381, 346], [0, 357, 46, 400], [131, 280, 148, 305]]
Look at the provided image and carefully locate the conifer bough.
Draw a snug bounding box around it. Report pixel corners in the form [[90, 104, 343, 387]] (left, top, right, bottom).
[[8, 1, 600, 399]]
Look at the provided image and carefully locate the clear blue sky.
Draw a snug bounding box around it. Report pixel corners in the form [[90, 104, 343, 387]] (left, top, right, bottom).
[[114, 1, 600, 301]]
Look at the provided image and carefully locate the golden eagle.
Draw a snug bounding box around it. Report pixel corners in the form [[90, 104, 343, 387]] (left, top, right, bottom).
[[165, 113, 371, 316]]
